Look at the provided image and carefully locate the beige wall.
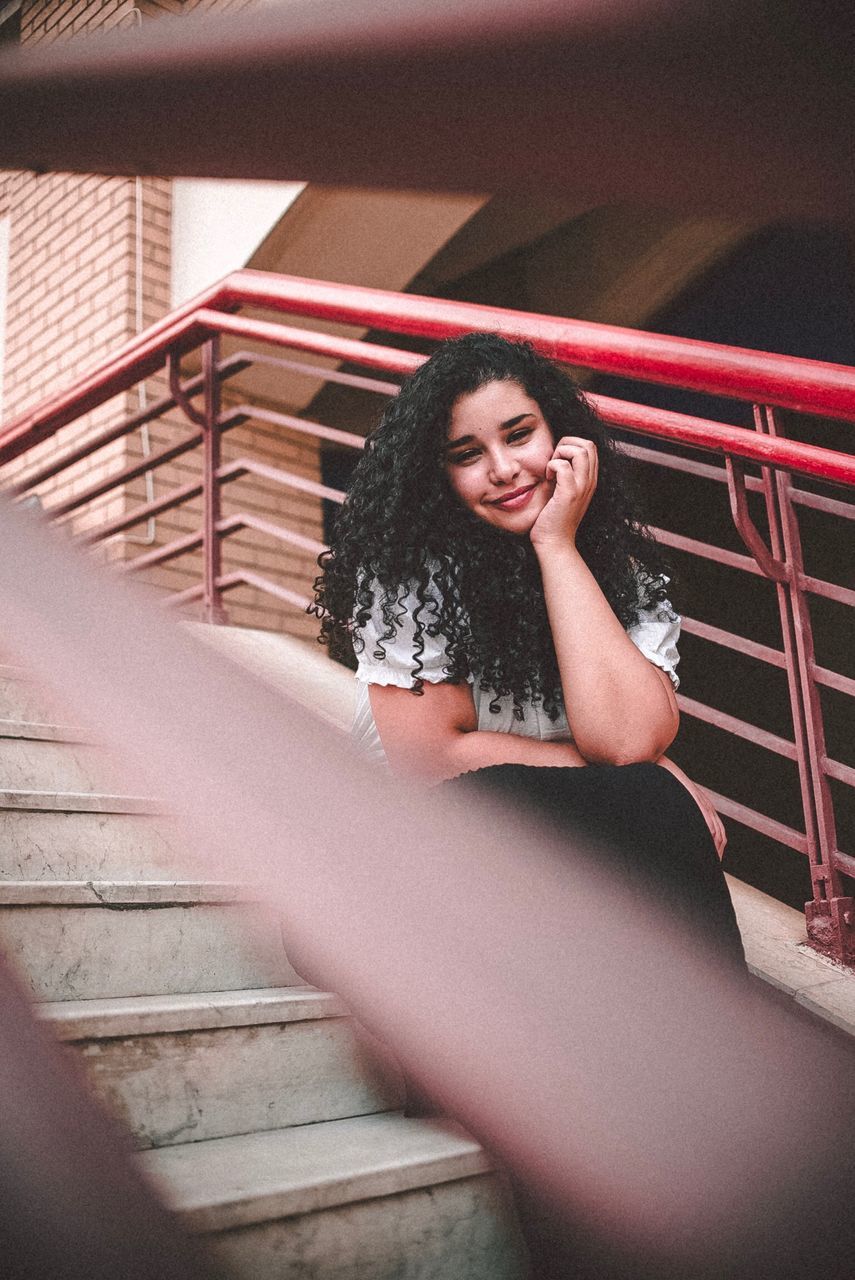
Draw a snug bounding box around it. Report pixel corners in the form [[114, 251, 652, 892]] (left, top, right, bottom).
[[171, 179, 305, 309]]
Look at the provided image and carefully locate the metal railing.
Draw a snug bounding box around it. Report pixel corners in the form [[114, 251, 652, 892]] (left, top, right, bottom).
[[0, 269, 853, 960]]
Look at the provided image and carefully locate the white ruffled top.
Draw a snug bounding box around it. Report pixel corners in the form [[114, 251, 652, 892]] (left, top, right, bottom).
[[352, 570, 680, 766]]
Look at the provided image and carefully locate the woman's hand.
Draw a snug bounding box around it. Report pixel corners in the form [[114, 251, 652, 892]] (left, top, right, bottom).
[[530, 436, 598, 551], [657, 755, 727, 859]]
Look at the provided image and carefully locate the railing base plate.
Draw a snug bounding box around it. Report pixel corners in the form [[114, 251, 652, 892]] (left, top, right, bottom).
[[805, 896, 855, 967]]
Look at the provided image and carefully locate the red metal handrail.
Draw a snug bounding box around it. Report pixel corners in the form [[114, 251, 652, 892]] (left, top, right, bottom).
[[0, 270, 853, 966], [5, 269, 855, 460]]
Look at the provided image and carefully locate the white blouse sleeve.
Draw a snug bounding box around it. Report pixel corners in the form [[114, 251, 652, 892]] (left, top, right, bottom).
[[626, 583, 681, 690], [352, 573, 457, 689]]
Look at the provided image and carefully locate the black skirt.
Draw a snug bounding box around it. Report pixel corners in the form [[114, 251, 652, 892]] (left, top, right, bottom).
[[410, 761, 746, 1280], [442, 760, 744, 965]]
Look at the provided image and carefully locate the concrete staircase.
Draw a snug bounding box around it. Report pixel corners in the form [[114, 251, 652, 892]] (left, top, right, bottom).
[[0, 653, 528, 1280]]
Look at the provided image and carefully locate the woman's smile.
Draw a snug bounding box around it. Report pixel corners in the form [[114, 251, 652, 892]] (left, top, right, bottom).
[[445, 380, 555, 533], [489, 483, 538, 510]]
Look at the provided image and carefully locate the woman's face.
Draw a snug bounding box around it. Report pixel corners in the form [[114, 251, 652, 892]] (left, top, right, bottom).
[[444, 379, 556, 534]]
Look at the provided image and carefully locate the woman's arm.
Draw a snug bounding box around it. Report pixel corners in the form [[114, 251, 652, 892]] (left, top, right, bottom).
[[531, 437, 679, 766], [369, 680, 588, 784], [369, 671, 724, 858]]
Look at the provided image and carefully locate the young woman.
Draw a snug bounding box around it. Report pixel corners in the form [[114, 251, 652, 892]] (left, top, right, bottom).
[[314, 332, 741, 959]]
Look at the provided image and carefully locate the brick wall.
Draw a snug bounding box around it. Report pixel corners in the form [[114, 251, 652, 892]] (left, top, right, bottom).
[[1, 2, 145, 561], [0, 0, 325, 635]]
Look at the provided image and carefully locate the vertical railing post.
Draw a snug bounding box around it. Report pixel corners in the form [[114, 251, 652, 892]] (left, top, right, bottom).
[[758, 406, 854, 963], [202, 336, 227, 625]]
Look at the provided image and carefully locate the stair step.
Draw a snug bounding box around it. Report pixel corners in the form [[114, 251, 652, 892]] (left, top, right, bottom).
[[0, 881, 301, 1000], [0, 726, 112, 793], [0, 791, 185, 881], [0, 788, 154, 813], [0, 718, 94, 742], [41, 985, 347, 1039], [0, 878, 245, 905], [144, 1113, 489, 1230], [140, 1114, 526, 1279], [41, 986, 403, 1149], [0, 667, 62, 722]]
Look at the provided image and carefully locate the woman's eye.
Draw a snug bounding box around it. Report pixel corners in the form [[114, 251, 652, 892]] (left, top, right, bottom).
[[508, 429, 532, 444], [450, 449, 480, 465]]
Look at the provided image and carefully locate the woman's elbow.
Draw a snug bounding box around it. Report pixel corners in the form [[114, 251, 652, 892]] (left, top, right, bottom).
[[385, 728, 471, 785], [630, 711, 679, 764], [610, 740, 668, 767], [576, 718, 678, 768]]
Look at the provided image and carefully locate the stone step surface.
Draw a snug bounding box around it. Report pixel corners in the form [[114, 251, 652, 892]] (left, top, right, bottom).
[[0, 881, 302, 1000], [0, 728, 118, 793], [191, 625, 356, 735], [0, 789, 153, 813], [0, 807, 185, 880], [41, 987, 403, 1149], [140, 1113, 527, 1280], [0, 666, 62, 723], [0, 789, 187, 881], [0, 718, 94, 741]]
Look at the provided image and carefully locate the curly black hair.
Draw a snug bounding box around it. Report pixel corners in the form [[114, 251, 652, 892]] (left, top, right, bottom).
[[312, 332, 672, 721]]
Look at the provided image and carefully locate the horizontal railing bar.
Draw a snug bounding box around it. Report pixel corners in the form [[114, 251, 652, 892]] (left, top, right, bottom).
[[4, 289, 855, 492], [9, 383, 195, 496], [86, 450, 345, 554], [653, 531, 850, 606], [124, 529, 202, 573], [214, 313, 855, 485], [591, 395, 855, 487], [0, 310, 218, 465], [799, 574, 855, 609], [790, 487, 855, 522], [165, 571, 315, 614], [7, 271, 855, 464], [619, 440, 730, 484], [219, 513, 327, 558], [124, 511, 327, 575], [677, 695, 798, 760], [219, 456, 346, 506], [80, 478, 204, 546], [50, 409, 245, 521], [233, 348, 401, 397], [623, 441, 855, 522], [232, 401, 365, 451], [813, 665, 855, 698], [200, 309, 423, 378], [163, 581, 205, 609], [219, 272, 855, 422], [51, 430, 201, 519], [701, 788, 809, 855], [679, 615, 787, 668], [823, 756, 855, 788], [650, 527, 764, 577], [218, 570, 312, 612], [7, 356, 243, 495], [834, 849, 855, 879]]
